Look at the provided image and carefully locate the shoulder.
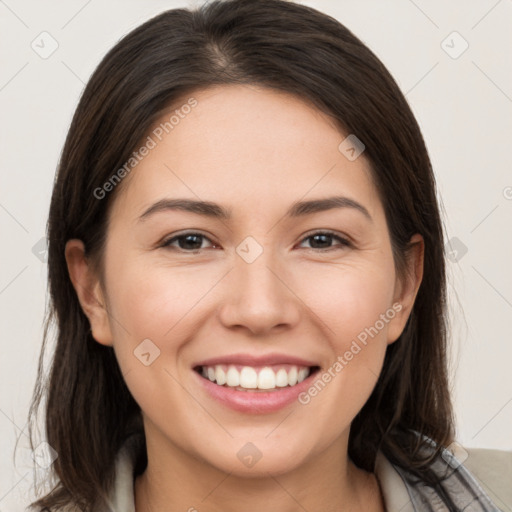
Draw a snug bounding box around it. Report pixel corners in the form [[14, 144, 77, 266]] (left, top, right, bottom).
[[462, 446, 512, 511], [375, 436, 511, 511]]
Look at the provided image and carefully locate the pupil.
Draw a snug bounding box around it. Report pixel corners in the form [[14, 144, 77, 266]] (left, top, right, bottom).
[[180, 235, 202, 250], [311, 234, 331, 248]]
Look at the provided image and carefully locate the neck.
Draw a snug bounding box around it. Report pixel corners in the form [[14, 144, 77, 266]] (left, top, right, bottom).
[[134, 426, 384, 512]]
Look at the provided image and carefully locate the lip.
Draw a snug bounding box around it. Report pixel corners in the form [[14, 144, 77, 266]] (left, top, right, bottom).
[[193, 353, 319, 368], [192, 354, 321, 414]]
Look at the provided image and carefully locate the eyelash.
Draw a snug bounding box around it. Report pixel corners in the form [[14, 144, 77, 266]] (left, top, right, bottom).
[[160, 230, 352, 253]]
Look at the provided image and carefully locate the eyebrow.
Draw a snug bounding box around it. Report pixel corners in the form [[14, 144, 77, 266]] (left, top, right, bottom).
[[138, 196, 372, 222]]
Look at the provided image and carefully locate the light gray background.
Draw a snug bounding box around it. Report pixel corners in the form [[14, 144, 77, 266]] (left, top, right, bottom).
[[1, 0, 511, 509]]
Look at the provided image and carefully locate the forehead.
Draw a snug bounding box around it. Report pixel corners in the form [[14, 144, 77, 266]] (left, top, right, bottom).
[[109, 84, 380, 223]]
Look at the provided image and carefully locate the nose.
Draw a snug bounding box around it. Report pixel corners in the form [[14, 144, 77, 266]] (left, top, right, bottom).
[[217, 249, 301, 336]]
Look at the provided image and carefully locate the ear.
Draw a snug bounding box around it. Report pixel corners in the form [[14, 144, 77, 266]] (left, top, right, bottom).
[[387, 233, 424, 345], [64, 239, 113, 346]]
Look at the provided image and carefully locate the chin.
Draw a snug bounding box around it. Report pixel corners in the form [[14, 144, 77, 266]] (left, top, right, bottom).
[[194, 436, 313, 478]]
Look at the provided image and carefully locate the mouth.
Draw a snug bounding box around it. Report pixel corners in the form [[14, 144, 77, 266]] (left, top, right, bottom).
[[192, 354, 322, 413], [194, 363, 321, 392]]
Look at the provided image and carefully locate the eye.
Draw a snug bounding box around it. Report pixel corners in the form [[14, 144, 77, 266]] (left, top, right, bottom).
[[298, 231, 351, 251], [160, 232, 217, 252]]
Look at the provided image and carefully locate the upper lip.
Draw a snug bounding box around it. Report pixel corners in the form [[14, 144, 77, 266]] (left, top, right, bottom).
[[193, 353, 319, 368]]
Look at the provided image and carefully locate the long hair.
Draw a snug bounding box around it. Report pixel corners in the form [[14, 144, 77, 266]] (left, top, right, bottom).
[[26, 0, 454, 509]]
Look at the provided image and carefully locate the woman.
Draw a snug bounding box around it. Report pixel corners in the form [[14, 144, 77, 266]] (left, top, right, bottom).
[[27, 0, 509, 510]]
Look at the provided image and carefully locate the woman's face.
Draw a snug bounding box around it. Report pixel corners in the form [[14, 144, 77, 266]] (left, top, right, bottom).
[[68, 84, 422, 476]]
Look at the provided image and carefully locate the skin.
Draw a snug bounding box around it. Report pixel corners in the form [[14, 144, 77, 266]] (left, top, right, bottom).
[[66, 84, 423, 511]]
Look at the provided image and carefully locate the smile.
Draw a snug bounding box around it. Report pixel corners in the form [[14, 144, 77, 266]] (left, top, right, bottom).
[[192, 354, 321, 413], [196, 364, 318, 391]]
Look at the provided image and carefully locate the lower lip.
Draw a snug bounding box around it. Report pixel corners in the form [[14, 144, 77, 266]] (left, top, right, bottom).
[[193, 369, 319, 414]]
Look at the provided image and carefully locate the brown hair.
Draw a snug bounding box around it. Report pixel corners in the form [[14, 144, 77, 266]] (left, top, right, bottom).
[[26, 0, 454, 509]]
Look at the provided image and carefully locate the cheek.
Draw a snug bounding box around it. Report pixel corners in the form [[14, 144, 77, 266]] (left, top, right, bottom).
[[293, 261, 395, 419], [104, 261, 215, 426], [296, 257, 397, 345], [105, 257, 221, 340], [102, 256, 221, 396]]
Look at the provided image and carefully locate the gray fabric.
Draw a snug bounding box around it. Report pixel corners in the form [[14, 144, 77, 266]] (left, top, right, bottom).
[[388, 435, 502, 511]]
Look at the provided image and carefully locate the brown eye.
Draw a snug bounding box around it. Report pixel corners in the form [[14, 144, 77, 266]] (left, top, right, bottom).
[[161, 232, 216, 252], [299, 231, 351, 251]]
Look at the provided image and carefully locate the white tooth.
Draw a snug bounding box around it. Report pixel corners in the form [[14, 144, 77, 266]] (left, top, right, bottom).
[[211, 364, 308, 389], [258, 367, 276, 389], [215, 366, 226, 385], [287, 366, 298, 386], [201, 366, 208, 378], [297, 368, 309, 383], [275, 368, 289, 387], [239, 366, 258, 388], [226, 366, 240, 387]]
